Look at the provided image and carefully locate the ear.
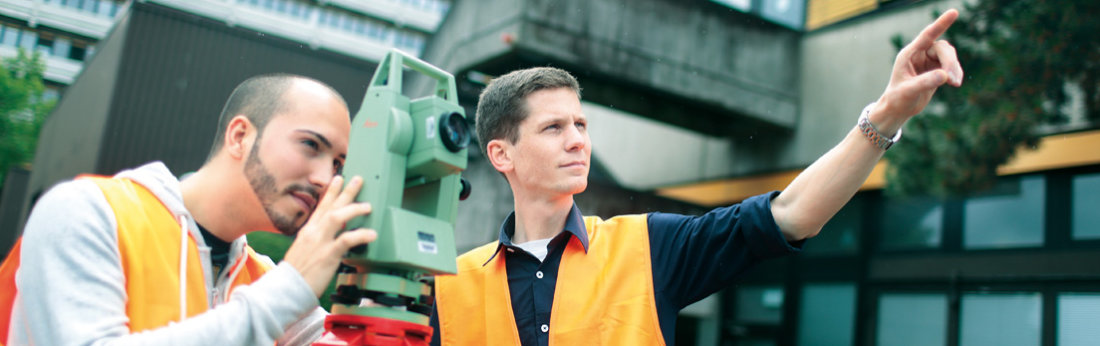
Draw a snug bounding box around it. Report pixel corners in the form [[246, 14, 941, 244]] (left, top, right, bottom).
[[224, 115, 256, 161], [486, 139, 514, 174]]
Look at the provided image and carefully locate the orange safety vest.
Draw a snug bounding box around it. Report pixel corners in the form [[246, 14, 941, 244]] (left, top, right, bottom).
[[435, 214, 665, 346], [0, 176, 273, 342]]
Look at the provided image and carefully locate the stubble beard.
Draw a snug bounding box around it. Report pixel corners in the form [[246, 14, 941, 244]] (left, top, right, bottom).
[[244, 142, 305, 236]]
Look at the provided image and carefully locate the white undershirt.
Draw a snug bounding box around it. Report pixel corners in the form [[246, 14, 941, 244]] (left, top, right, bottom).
[[514, 238, 553, 262]]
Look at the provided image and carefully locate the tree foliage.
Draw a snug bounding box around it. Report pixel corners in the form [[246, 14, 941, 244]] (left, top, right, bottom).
[[1, 49, 56, 186], [885, 0, 1100, 197]]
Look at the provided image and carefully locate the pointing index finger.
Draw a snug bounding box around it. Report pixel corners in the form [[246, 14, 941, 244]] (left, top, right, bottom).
[[912, 9, 959, 51]]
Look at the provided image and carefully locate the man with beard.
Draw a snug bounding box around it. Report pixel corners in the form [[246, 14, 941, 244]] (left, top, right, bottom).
[[0, 74, 377, 345]]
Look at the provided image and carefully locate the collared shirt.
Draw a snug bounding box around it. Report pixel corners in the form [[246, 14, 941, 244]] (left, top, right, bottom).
[[430, 191, 800, 345]]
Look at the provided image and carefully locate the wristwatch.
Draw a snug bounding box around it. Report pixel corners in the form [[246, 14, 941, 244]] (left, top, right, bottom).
[[857, 102, 902, 150]]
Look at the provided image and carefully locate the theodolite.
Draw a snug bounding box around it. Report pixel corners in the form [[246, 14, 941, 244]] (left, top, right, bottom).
[[314, 49, 471, 346]]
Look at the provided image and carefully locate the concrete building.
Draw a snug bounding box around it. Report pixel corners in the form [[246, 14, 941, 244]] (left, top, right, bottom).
[[3, 0, 1100, 345], [0, 0, 448, 86], [0, 0, 450, 254]]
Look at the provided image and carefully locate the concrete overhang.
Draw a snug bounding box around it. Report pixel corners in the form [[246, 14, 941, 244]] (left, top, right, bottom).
[[656, 130, 1100, 206], [416, 0, 801, 137]]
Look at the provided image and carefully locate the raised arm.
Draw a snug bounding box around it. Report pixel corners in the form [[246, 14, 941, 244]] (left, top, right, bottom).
[[770, 9, 965, 241]]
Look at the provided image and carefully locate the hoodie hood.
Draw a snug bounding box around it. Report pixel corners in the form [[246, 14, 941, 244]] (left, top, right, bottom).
[[114, 162, 189, 221]]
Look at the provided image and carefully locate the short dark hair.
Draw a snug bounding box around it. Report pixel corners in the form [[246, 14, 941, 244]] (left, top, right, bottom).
[[206, 73, 343, 160], [475, 67, 581, 154]]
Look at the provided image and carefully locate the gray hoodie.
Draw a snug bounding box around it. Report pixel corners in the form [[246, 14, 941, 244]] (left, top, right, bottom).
[[8, 162, 326, 345]]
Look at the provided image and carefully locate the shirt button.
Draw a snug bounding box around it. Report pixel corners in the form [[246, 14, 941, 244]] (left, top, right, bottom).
[[535, 271, 544, 279], [540, 324, 549, 333]]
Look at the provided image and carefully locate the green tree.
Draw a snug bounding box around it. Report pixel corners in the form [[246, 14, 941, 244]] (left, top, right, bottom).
[[886, 0, 1100, 197], [1, 49, 56, 186]]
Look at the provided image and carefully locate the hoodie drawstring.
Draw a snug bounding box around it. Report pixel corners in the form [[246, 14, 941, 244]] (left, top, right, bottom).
[[177, 215, 188, 322]]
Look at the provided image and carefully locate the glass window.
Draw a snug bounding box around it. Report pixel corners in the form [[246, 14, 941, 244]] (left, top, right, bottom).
[[35, 37, 53, 56], [797, 283, 855, 346], [964, 175, 1045, 249], [288, 2, 308, 20], [19, 30, 37, 50], [736, 285, 784, 325], [805, 197, 861, 256], [1, 26, 18, 47], [96, 1, 114, 17], [68, 44, 86, 61], [876, 293, 947, 346], [52, 38, 72, 60], [82, 0, 98, 13], [1072, 173, 1100, 240], [342, 16, 356, 32], [1058, 293, 1100, 346], [330, 12, 344, 29], [354, 21, 367, 35], [880, 195, 943, 250], [959, 292, 1041, 346], [42, 87, 61, 102]]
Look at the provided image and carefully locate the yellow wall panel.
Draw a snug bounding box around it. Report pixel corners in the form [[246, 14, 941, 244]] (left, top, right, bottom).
[[806, 0, 879, 30]]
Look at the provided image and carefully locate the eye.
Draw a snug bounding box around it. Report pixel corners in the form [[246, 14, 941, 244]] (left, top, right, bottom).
[[543, 124, 561, 132], [575, 121, 587, 130], [333, 160, 344, 176], [302, 139, 320, 152]]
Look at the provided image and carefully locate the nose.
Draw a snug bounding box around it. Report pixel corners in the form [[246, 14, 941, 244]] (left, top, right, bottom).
[[564, 124, 587, 152], [307, 159, 336, 190]]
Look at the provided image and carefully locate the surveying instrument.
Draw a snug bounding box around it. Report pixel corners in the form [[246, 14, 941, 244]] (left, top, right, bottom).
[[314, 50, 471, 346]]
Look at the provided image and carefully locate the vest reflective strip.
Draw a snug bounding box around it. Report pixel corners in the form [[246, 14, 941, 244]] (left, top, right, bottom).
[[436, 214, 665, 346]]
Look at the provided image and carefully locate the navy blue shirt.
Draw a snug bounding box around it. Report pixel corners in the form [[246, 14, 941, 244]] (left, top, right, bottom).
[[430, 191, 801, 345]]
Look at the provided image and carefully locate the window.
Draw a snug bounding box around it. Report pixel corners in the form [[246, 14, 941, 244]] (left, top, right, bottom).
[[797, 283, 855, 346], [52, 38, 72, 59], [964, 175, 1045, 249], [43, 87, 61, 102], [959, 292, 1041, 346], [736, 285, 784, 325], [806, 197, 862, 256], [0, 25, 9, 47], [876, 293, 947, 346], [36, 37, 54, 56], [1071, 172, 1100, 240], [96, 1, 120, 17], [18, 30, 37, 50], [2, 25, 24, 48], [237, 0, 313, 22], [1058, 293, 1100, 346], [880, 195, 943, 251], [81, 0, 98, 13], [68, 44, 87, 61]]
